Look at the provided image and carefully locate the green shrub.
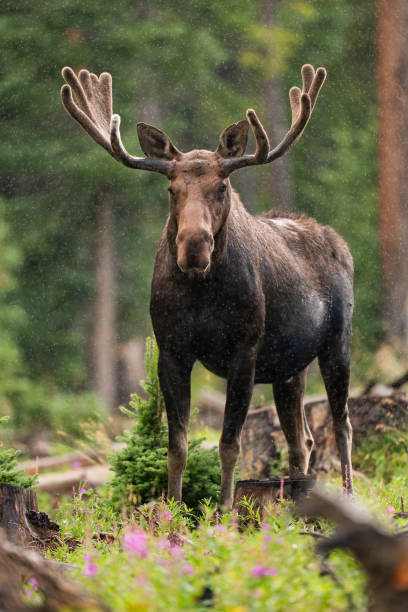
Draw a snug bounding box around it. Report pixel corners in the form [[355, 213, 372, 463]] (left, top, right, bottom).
[[0, 416, 37, 488], [353, 427, 408, 482], [109, 338, 220, 510]]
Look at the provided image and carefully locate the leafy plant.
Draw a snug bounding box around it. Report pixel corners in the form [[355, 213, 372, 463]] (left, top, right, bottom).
[[109, 337, 221, 511], [0, 416, 37, 488], [353, 426, 408, 482]]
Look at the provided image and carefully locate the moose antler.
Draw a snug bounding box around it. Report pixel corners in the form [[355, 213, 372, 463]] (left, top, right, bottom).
[[220, 64, 327, 174], [60, 67, 172, 175]]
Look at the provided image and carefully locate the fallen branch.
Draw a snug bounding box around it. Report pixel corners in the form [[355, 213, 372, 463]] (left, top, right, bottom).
[[37, 464, 111, 494], [0, 535, 107, 611], [299, 491, 408, 612]]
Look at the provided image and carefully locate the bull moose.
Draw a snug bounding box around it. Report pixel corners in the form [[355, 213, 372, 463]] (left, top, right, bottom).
[[61, 64, 353, 507]]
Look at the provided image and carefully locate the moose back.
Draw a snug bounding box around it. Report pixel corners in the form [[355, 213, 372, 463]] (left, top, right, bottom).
[[61, 64, 353, 507]]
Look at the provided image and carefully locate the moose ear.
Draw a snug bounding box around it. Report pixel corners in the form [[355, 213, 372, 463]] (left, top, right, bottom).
[[216, 119, 249, 158], [137, 123, 181, 160]]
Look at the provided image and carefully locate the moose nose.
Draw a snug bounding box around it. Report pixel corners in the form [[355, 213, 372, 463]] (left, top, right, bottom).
[[176, 228, 214, 274]]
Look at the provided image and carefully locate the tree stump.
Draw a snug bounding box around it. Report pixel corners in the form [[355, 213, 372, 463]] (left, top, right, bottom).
[[0, 484, 60, 547], [233, 475, 316, 519]]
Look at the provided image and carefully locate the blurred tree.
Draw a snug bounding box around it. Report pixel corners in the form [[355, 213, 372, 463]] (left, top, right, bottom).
[[0, 0, 259, 418], [93, 189, 117, 410], [278, 0, 380, 369], [258, 0, 292, 212], [377, 0, 408, 350], [0, 199, 25, 414], [0, 0, 383, 433]]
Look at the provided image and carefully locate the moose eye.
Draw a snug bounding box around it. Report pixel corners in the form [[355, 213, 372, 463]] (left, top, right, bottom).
[[168, 187, 176, 197], [218, 184, 227, 195]]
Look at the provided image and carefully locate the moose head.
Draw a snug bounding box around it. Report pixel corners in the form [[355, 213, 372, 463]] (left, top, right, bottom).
[[61, 65, 326, 277]]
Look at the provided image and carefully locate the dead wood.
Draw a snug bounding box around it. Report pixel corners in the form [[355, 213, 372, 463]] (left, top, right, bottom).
[[306, 391, 408, 472], [233, 475, 316, 519], [0, 484, 60, 548], [0, 535, 107, 612], [300, 491, 408, 612], [19, 443, 123, 475], [238, 392, 408, 478], [37, 464, 111, 495]]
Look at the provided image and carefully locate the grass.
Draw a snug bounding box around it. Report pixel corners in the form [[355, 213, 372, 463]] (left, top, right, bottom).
[[28, 465, 408, 612], [18, 414, 408, 611], [43, 489, 366, 611]]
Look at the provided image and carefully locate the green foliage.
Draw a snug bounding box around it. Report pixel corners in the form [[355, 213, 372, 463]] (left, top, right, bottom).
[[45, 483, 368, 611], [0, 0, 383, 432], [110, 338, 221, 510], [0, 417, 37, 488], [353, 427, 408, 482], [281, 0, 380, 357]]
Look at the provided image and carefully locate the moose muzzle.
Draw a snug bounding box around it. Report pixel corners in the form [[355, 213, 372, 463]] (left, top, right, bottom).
[[176, 227, 214, 274]]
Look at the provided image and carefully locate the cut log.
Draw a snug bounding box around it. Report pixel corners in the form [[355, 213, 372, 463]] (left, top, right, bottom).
[[233, 475, 316, 519], [306, 391, 408, 472], [195, 389, 226, 430], [0, 484, 60, 547], [240, 406, 283, 478], [37, 464, 111, 495], [239, 391, 408, 478], [18, 442, 124, 474], [0, 536, 102, 612]]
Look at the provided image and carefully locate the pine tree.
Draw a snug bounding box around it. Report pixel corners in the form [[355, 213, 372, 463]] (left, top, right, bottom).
[[0, 417, 37, 488], [109, 338, 220, 510]]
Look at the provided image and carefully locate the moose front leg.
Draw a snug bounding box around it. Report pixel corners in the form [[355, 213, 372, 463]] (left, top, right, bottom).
[[158, 350, 193, 501], [219, 345, 256, 508]]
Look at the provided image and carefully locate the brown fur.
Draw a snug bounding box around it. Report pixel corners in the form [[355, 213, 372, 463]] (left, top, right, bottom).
[[61, 63, 353, 508]]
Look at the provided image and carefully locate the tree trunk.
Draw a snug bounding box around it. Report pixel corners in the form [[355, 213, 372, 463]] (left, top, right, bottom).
[[377, 0, 408, 346], [258, 0, 292, 212], [0, 484, 59, 547], [92, 190, 117, 413]]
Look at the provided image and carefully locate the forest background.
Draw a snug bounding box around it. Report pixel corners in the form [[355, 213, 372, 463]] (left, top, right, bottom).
[[0, 1, 398, 442]]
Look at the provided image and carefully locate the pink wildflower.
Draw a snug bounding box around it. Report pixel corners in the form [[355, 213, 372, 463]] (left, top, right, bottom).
[[216, 524, 227, 532], [79, 487, 86, 494], [260, 523, 270, 531], [180, 564, 194, 577], [157, 537, 171, 551], [83, 556, 98, 578], [251, 565, 278, 578], [162, 511, 173, 522], [387, 505, 396, 515], [262, 532, 272, 550], [170, 544, 184, 560], [28, 577, 38, 591], [122, 529, 148, 558]]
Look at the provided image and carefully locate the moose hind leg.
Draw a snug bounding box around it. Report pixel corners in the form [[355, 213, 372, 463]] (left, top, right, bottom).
[[273, 369, 313, 477], [318, 336, 353, 493]]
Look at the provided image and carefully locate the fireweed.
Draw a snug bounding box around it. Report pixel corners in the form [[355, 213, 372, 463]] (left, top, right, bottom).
[[46, 487, 372, 612]]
